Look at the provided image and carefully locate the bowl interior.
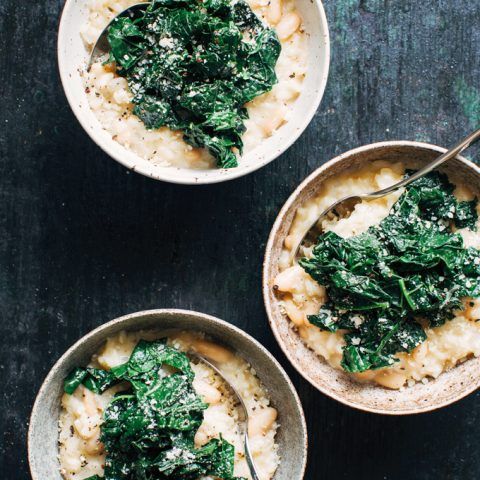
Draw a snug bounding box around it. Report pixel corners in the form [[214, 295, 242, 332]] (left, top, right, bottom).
[[263, 141, 480, 414], [57, 0, 330, 184], [28, 309, 307, 479]]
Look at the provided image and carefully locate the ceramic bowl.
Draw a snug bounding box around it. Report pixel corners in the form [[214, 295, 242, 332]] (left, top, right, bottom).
[[28, 309, 307, 479], [57, 0, 330, 185], [263, 141, 480, 415]]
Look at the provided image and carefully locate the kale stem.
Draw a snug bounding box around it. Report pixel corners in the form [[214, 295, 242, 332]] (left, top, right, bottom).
[[374, 321, 401, 355], [398, 278, 416, 310], [110, 394, 135, 403]]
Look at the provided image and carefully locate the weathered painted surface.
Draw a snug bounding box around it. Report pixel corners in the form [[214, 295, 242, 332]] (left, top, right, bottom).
[[1, 1, 480, 479]]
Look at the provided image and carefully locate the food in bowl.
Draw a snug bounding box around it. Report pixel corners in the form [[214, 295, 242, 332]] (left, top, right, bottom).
[[81, 0, 307, 169], [58, 330, 279, 480], [274, 161, 480, 389]]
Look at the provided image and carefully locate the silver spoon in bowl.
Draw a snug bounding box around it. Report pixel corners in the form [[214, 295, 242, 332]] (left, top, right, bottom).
[[88, 2, 150, 68], [189, 352, 261, 480], [292, 127, 480, 264]]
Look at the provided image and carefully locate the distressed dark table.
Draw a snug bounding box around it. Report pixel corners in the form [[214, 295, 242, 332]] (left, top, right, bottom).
[[1, 1, 480, 479]]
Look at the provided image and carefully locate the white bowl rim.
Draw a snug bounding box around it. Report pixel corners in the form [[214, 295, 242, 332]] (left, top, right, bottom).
[[263, 140, 480, 415], [57, 0, 331, 185], [28, 308, 308, 478]]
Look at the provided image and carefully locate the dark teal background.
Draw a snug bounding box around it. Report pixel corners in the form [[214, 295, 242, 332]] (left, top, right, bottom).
[[1, 1, 480, 478]]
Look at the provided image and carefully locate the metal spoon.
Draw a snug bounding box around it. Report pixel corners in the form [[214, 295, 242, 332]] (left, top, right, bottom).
[[292, 128, 480, 263], [88, 2, 149, 68], [190, 352, 260, 480]]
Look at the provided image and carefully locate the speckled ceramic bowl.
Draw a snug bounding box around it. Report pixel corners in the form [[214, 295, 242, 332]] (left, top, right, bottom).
[[263, 141, 480, 415], [57, 0, 330, 185], [28, 309, 307, 479]]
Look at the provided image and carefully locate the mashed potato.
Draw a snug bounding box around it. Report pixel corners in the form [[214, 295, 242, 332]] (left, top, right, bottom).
[[59, 330, 279, 480], [80, 0, 307, 169], [275, 161, 480, 390]]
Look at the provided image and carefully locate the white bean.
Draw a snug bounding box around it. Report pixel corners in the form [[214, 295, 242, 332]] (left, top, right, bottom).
[[193, 379, 222, 404], [89, 62, 105, 76], [248, 407, 278, 437], [82, 388, 99, 416], [74, 411, 102, 438], [413, 341, 428, 362], [96, 72, 115, 91], [185, 148, 202, 162], [61, 454, 82, 472], [193, 339, 234, 363], [266, 0, 282, 25], [274, 265, 304, 292], [354, 370, 377, 382], [84, 429, 104, 455], [276, 12, 301, 40], [375, 371, 406, 390], [260, 111, 286, 136], [113, 88, 132, 105], [194, 428, 209, 447], [284, 301, 306, 327]]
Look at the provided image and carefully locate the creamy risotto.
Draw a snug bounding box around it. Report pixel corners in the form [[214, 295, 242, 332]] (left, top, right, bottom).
[[274, 161, 480, 389], [59, 330, 279, 479], [80, 0, 307, 169]]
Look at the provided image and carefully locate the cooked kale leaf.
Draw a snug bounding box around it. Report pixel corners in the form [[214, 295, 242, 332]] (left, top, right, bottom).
[[106, 0, 281, 168], [63, 366, 117, 394], [300, 171, 480, 373], [65, 339, 239, 479]]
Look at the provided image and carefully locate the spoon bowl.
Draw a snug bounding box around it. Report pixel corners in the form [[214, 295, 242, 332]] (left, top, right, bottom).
[[88, 2, 149, 67]]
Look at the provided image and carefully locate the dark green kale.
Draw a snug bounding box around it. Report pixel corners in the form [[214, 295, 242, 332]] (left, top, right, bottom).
[[65, 339, 239, 479], [300, 171, 480, 373], [64, 366, 118, 394], [106, 0, 281, 168]]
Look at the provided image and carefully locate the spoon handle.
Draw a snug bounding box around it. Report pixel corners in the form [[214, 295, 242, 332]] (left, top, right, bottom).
[[190, 352, 261, 480], [244, 433, 261, 480], [366, 127, 480, 199]]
